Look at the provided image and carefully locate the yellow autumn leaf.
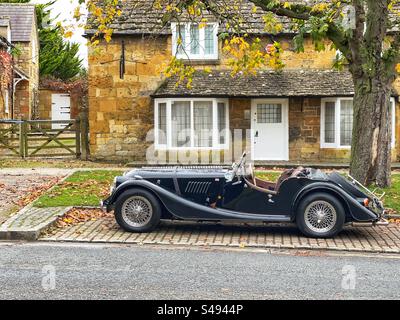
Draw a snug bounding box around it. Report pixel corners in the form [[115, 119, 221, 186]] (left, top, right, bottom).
[[64, 31, 73, 38]]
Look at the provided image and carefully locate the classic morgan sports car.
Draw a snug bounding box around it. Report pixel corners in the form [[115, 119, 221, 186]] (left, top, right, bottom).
[[101, 153, 388, 238]]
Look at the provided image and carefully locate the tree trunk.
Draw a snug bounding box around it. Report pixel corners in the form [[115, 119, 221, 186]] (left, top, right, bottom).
[[350, 76, 392, 187]]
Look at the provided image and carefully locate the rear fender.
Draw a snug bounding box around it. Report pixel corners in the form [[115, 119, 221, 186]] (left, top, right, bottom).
[[293, 183, 378, 222]]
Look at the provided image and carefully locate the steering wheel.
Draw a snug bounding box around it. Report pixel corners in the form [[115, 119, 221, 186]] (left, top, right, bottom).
[[233, 152, 247, 178]]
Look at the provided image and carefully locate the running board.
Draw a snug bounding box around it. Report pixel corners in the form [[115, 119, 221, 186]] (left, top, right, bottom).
[[184, 215, 292, 223]]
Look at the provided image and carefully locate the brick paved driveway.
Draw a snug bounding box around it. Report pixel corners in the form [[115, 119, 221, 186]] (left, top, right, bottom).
[[41, 212, 400, 254]]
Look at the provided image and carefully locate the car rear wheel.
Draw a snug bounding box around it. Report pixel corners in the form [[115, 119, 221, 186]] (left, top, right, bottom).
[[115, 189, 161, 233], [296, 193, 345, 238]]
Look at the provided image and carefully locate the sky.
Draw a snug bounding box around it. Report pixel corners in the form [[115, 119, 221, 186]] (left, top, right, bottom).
[[31, 0, 88, 67]]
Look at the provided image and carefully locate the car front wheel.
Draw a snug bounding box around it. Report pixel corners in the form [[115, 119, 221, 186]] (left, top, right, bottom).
[[114, 189, 161, 233], [296, 193, 345, 238]]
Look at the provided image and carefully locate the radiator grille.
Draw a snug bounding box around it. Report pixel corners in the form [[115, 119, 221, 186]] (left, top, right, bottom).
[[184, 181, 212, 194]]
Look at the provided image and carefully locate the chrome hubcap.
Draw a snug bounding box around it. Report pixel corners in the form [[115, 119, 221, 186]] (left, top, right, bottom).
[[304, 201, 337, 233], [121, 196, 152, 228]]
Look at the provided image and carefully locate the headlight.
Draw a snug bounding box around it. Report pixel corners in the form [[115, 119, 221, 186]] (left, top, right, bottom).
[[110, 177, 117, 194]]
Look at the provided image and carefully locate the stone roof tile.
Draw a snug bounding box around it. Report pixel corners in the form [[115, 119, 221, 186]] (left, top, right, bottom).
[[86, 0, 301, 36], [0, 4, 36, 42], [87, 0, 400, 37], [152, 69, 358, 98]]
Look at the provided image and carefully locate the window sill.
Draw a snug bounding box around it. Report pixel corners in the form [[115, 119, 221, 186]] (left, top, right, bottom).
[[155, 146, 229, 151], [181, 59, 221, 66], [320, 145, 351, 150]]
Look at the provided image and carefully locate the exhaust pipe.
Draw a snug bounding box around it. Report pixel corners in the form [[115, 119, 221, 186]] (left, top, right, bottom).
[[351, 218, 389, 227]]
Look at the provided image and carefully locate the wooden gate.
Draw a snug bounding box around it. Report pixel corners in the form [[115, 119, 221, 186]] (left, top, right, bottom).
[[0, 119, 87, 158], [0, 120, 24, 157]]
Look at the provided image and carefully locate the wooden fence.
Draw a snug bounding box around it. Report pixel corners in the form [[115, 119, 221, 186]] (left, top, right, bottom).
[[0, 119, 88, 159]]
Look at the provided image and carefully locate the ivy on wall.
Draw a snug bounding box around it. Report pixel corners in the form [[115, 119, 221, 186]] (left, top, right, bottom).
[[0, 50, 13, 90]]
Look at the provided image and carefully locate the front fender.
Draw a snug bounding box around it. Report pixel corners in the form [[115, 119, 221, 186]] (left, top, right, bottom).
[[104, 179, 165, 210], [293, 182, 378, 222]]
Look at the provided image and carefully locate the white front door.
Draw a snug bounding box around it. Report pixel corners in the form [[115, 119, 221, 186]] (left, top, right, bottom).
[[251, 99, 289, 161], [51, 94, 71, 129]]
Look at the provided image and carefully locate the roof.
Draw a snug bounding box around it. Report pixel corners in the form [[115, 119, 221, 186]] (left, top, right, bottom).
[[86, 0, 300, 36], [0, 4, 36, 42], [87, 0, 400, 37], [152, 69, 358, 98]]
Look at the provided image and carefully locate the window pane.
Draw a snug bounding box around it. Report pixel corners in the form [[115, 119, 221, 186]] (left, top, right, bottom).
[[324, 102, 335, 143], [340, 100, 353, 146], [218, 102, 227, 145], [257, 104, 282, 123], [190, 24, 200, 54], [171, 101, 191, 147], [176, 25, 186, 55], [158, 103, 167, 145], [194, 101, 213, 147], [205, 25, 215, 55]]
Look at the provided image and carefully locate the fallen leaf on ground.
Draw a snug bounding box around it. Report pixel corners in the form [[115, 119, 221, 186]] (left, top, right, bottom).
[[55, 208, 113, 228]]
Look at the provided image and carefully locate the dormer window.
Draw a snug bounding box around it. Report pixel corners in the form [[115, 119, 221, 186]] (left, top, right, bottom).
[[172, 23, 219, 60]]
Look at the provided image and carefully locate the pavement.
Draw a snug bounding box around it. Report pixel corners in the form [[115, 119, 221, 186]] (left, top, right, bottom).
[[41, 212, 400, 254], [2, 166, 400, 255], [0, 242, 399, 300], [0, 169, 64, 225], [0, 207, 71, 241]]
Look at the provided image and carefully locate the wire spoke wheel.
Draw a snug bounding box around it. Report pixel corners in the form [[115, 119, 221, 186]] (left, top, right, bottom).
[[304, 200, 337, 234], [121, 196, 153, 228]]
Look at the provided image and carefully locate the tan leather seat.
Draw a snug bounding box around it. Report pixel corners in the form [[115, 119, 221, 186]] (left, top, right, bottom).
[[245, 167, 306, 194]]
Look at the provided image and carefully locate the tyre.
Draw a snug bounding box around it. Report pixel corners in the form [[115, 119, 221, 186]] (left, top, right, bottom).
[[114, 189, 161, 233], [296, 192, 345, 238]]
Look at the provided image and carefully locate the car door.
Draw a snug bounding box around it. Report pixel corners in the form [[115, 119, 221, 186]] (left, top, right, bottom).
[[221, 179, 281, 215]]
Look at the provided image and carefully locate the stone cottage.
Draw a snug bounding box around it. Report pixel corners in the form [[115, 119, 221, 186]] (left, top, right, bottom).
[[86, 0, 400, 164], [0, 3, 39, 120]]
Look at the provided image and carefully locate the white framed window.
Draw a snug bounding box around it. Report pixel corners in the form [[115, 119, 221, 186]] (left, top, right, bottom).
[[321, 97, 396, 149], [155, 98, 229, 150], [172, 23, 219, 60]]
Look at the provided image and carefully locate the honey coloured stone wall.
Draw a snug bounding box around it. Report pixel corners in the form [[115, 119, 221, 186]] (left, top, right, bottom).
[[88, 33, 399, 163], [88, 36, 172, 162], [88, 35, 339, 162], [13, 80, 30, 119], [13, 34, 39, 119]]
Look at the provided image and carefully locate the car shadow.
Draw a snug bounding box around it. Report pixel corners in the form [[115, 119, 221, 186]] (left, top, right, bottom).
[[157, 219, 374, 239]]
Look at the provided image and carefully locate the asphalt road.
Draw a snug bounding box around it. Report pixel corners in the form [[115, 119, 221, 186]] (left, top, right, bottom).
[[0, 242, 399, 300]]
